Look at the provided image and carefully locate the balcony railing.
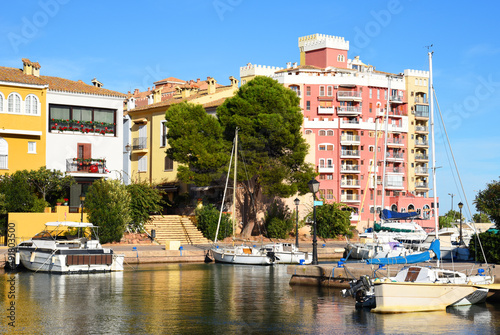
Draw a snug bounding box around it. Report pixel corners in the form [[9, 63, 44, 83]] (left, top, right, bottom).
[[386, 152, 404, 159], [133, 137, 147, 150], [388, 110, 406, 117], [340, 135, 360, 142], [387, 138, 403, 145], [415, 140, 429, 146], [340, 119, 360, 128], [415, 125, 428, 132], [337, 91, 362, 100], [415, 167, 428, 174], [337, 106, 362, 115], [66, 158, 106, 174], [389, 167, 403, 173], [385, 180, 404, 188], [341, 149, 360, 157], [390, 95, 404, 103], [49, 119, 116, 136], [415, 182, 429, 188], [317, 106, 335, 114], [341, 194, 360, 202], [414, 97, 428, 104], [415, 154, 429, 160], [414, 111, 429, 118], [341, 179, 360, 187], [341, 165, 360, 173]]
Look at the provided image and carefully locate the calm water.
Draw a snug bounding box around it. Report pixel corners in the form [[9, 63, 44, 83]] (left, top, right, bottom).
[[2, 263, 500, 334]]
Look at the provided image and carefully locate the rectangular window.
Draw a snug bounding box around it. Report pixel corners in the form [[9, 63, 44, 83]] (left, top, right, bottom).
[[306, 86, 311, 96], [377, 89, 380, 99], [327, 189, 334, 200], [369, 88, 372, 98], [326, 174, 333, 180], [28, 141, 36, 153], [161, 122, 167, 147], [138, 155, 147, 172], [306, 101, 310, 110], [326, 145, 334, 151], [327, 86, 333, 96], [164, 156, 173, 171], [49, 104, 116, 135], [319, 86, 325, 96]]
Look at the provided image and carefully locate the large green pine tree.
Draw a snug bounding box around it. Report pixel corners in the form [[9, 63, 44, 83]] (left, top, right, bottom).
[[165, 76, 316, 237]]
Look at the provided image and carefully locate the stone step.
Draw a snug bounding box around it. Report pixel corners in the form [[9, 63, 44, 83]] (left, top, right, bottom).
[[144, 215, 211, 245]]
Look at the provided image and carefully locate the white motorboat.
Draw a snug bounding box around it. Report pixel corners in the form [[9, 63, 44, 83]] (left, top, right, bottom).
[[344, 240, 411, 260], [371, 265, 493, 313], [261, 242, 312, 264], [16, 221, 124, 274]]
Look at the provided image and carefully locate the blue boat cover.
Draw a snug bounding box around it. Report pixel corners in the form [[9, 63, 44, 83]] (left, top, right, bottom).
[[366, 240, 441, 265], [380, 209, 420, 220]]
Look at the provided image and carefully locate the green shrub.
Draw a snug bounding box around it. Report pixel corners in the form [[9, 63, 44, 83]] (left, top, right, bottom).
[[196, 204, 232, 241], [264, 202, 294, 239], [469, 231, 500, 263], [313, 202, 353, 239]]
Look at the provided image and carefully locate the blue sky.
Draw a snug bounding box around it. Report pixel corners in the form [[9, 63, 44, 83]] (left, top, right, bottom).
[[1, 0, 499, 220]]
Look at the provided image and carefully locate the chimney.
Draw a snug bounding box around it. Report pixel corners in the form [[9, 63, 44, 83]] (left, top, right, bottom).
[[286, 62, 292, 69], [229, 76, 239, 89], [134, 88, 140, 95], [91, 78, 103, 88], [127, 97, 136, 110], [22, 58, 41, 77], [153, 87, 162, 103], [206, 77, 217, 95], [292, 62, 297, 68], [181, 85, 191, 99]]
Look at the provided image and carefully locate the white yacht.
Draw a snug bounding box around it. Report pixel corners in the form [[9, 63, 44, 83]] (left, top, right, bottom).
[[16, 221, 124, 274], [261, 242, 312, 264]]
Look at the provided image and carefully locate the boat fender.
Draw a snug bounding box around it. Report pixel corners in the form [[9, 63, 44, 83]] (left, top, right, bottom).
[[15, 252, 20, 265]]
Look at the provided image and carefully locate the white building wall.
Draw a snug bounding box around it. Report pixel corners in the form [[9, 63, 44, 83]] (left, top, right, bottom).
[[45, 91, 124, 180]]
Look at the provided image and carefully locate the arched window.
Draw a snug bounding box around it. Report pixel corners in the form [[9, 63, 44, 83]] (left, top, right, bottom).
[[337, 54, 345, 62], [25, 94, 39, 114], [327, 130, 334, 136], [0, 92, 4, 112], [408, 204, 415, 212], [423, 205, 430, 219], [391, 204, 398, 212], [7, 93, 21, 113], [319, 159, 325, 168], [319, 130, 326, 136], [305, 129, 312, 135], [0, 137, 8, 169]]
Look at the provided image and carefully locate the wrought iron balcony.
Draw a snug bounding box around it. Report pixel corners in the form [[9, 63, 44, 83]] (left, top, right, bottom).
[[133, 137, 147, 150], [66, 158, 106, 174], [340, 165, 360, 173]]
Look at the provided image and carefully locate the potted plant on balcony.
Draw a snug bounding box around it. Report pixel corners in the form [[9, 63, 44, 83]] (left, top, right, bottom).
[[56, 198, 65, 206]]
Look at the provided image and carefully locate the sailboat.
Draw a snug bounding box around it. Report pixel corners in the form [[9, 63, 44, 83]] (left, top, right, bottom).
[[210, 129, 275, 265], [369, 51, 495, 313], [343, 52, 495, 312]]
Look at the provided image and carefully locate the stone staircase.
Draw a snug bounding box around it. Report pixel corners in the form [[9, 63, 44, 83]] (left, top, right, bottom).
[[144, 215, 211, 245]]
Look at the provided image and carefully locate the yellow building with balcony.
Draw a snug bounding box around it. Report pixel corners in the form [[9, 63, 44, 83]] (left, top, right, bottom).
[[125, 76, 239, 201], [0, 59, 48, 174]]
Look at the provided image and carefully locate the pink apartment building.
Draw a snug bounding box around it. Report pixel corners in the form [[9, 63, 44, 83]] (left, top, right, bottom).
[[240, 34, 437, 231]]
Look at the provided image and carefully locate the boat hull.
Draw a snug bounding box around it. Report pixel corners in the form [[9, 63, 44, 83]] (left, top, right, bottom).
[[18, 249, 124, 273], [371, 281, 487, 313], [211, 247, 273, 265], [274, 251, 312, 265]]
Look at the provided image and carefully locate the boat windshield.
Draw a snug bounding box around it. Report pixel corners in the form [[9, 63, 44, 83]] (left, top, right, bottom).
[[32, 226, 95, 240]]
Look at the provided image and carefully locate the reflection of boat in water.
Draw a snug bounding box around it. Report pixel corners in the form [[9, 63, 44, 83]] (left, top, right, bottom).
[[16, 221, 124, 273]]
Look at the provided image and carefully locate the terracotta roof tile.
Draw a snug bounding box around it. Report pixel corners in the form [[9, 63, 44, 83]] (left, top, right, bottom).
[[42, 75, 126, 98], [0, 66, 47, 86]]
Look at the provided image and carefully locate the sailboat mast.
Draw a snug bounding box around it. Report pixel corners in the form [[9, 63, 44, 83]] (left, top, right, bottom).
[[232, 128, 238, 236], [429, 51, 439, 240], [380, 76, 391, 222]]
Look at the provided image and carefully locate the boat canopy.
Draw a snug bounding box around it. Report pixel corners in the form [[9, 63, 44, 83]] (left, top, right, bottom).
[[380, 209, 420, 220], [366, 240, 441, 265], [45, 222, 95, 228]]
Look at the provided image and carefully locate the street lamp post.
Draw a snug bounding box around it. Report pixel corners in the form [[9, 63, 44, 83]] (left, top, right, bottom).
[[294, 198, 300, 247], [448, 193, 455, 212], [458, 201, 463, 245], [308, 178, 320, 265], [80, 193, 86, 223]]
